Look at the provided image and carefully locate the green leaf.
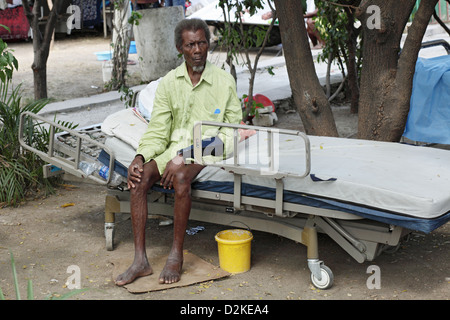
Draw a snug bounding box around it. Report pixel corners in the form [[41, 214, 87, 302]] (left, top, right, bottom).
[[27, 279, 34, 300], [48, 288, 90, 300], [0, 24, 10, 33], [0, 286, 5, 300], [9, 250, 21, 300]]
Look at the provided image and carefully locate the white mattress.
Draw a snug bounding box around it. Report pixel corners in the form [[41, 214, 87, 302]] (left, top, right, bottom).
[[196, 134, 450, 220], [104, 135, 137, 168]]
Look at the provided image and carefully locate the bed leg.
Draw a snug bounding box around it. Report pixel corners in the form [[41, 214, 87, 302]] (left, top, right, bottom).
[[105, 195, 119, 251], [303, 226, 319, 260], [303, 225, 334, 290]]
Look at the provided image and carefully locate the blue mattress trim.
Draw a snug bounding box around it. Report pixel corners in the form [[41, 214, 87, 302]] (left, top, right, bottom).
[[98, 150, 128, 178], [191, 181, 450, 234]]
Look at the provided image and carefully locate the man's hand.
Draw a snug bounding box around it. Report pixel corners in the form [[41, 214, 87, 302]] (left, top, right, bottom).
[[160, 155, 185, 189], [127, 155, 145, 189]]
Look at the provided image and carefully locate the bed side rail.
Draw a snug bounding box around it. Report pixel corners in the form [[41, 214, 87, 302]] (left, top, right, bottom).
[[192, 121, 311, 179], [19, 111, 115, 185], [420, 39, 450, 55]]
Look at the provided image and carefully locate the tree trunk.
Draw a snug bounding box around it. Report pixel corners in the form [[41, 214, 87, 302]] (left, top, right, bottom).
[[32, 52, 48, 99], [23, 0, 61, 100], [356, 0, 437, 141], [274, 0, 338, 137], [110, 0, 131, 90]]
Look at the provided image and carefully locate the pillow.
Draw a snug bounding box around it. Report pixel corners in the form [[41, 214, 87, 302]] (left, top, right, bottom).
[[137, 78, 162, 120], [101, 108, 148, 150]]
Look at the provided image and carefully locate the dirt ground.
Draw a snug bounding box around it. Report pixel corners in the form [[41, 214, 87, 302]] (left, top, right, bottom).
[[1, 32, 449, 303], [8, 31, 142, 102]]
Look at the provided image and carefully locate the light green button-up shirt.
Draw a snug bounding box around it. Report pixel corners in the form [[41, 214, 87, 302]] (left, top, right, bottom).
[[136, 61, 242, 174]]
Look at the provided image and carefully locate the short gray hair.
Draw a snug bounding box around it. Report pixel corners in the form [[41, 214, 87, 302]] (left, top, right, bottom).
[[174, 18, 211, 50]]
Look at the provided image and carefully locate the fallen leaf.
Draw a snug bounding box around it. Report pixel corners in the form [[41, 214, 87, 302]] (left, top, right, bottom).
[[61, 203, 75, 208], [60, 184, 79, 190]]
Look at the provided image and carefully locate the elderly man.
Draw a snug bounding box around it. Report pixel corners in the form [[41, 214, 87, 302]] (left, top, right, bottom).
[[115, 18, 242, 286]]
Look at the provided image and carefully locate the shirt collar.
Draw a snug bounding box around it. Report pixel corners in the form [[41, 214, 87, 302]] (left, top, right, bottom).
[[176, 60, 213, 86]]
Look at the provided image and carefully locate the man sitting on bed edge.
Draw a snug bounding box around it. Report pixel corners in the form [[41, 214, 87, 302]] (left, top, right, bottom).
[[115, 18, 242, 286]]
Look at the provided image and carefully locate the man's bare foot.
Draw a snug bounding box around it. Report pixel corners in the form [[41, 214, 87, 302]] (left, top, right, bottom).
[[115, 260, 153, 286], [159, 252, 183, 284]]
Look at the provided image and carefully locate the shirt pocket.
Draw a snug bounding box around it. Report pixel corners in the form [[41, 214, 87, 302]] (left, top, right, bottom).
[[195, 90, 225, 122]]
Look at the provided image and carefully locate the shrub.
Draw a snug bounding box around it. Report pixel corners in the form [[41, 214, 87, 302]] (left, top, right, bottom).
[[0, 28, 68, 206]]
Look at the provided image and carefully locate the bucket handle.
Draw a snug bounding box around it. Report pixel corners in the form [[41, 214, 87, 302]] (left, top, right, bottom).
[[228, 221, 251, 231]]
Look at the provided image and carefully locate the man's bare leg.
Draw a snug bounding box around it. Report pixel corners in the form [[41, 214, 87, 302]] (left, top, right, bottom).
[[115, 161, 160, 286], [159, 164, 204, 284]]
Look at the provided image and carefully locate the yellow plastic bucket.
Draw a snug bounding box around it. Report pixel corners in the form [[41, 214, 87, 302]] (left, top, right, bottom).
[[215, 229, 253, 274]]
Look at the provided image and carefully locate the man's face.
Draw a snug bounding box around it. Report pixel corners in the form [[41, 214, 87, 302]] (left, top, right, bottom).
[[178, 29, 209, 73]]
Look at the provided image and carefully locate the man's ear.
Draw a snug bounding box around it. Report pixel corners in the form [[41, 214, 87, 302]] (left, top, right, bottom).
[[176, 47, 184, 59]]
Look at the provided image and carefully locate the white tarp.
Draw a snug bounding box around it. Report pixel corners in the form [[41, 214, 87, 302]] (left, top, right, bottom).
[[188, 0, 276, 25]]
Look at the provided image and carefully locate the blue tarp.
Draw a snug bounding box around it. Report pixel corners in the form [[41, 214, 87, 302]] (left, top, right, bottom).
[[403, 55, 450, 144]]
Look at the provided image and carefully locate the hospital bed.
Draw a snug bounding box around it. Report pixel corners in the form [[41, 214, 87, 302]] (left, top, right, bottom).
[[19, 109, 450, 290]]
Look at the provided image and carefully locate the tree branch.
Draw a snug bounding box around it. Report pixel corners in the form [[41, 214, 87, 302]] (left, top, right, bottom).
[[324, 0, 359, 11], [22, 0, 41, 46], [397, 0, 438, 94], [42, 0, 60, 50]]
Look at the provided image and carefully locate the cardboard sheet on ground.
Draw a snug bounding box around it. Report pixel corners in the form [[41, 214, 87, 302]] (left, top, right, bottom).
[[112, 250, 230, 293]]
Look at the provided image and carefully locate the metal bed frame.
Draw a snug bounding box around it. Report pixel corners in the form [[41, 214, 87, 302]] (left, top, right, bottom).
[[19, 112, 412, 289]]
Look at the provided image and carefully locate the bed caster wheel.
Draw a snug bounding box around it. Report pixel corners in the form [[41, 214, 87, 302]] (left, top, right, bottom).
[[310, 264, 334, 290], [105, 223, 115, 251]]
